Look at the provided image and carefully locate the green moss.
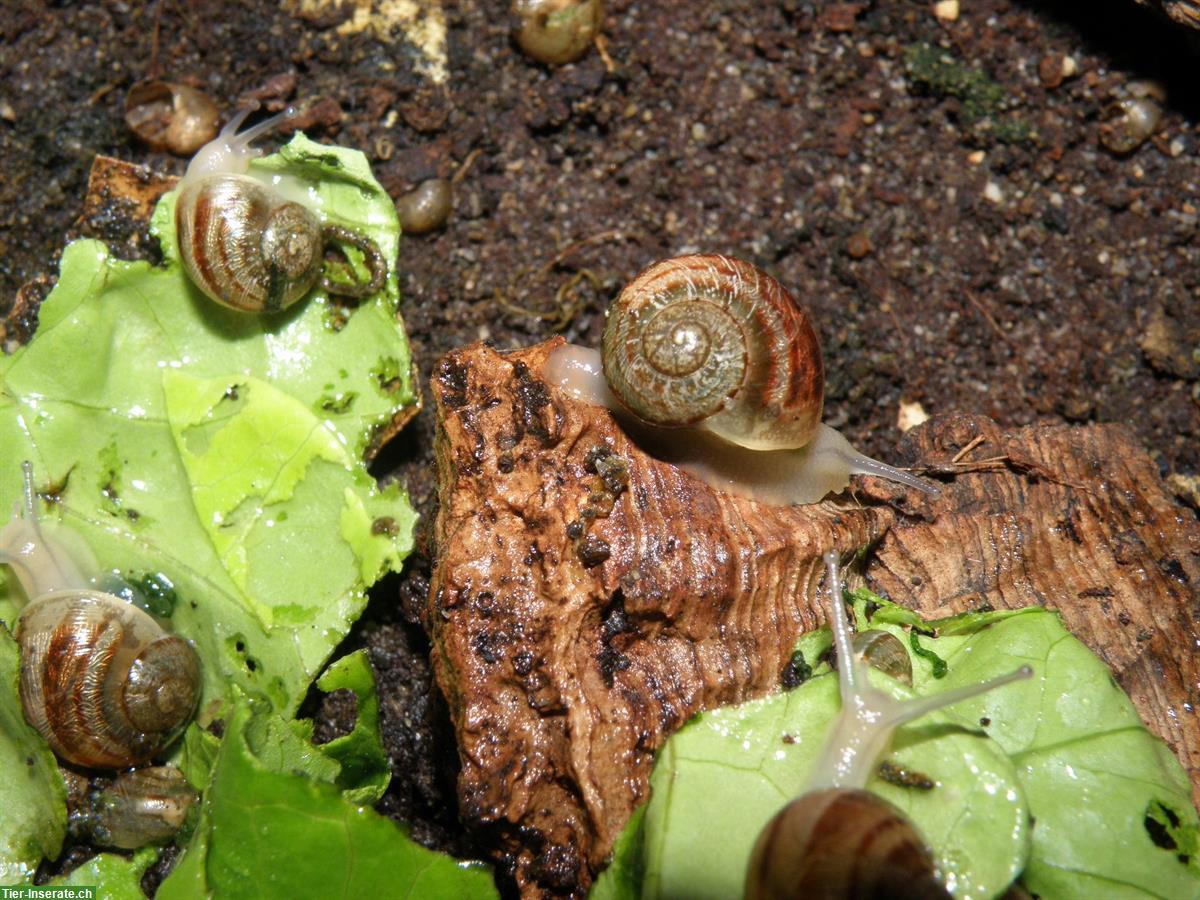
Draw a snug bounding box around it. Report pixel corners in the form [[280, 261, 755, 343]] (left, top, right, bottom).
[[904, 43, 1033, 143]]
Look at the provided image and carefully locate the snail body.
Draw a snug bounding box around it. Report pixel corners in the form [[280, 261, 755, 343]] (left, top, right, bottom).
[[543, 254, 938, 504], [0, 463, 200, 769], [744, 553, 1032, 899], [175, 106, 386, 313]]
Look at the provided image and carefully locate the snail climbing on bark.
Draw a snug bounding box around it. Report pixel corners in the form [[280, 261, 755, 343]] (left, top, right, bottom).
[[175, 105, 387, 313], [0, 462, 200, 770], [542, 254, 940, 504], [744, 552, 1032, 899]]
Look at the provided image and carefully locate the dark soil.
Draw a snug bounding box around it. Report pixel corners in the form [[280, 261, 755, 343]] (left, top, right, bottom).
[[3, 0, 1198, 891]]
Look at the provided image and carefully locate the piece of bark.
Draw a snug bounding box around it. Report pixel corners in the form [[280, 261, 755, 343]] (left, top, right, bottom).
[[862, 412, 1200, 794], [1134, 0, 1200, 28], [428, 339, 902, 896], [429, 339, 1200, 898], [73, 155, 178, 259]]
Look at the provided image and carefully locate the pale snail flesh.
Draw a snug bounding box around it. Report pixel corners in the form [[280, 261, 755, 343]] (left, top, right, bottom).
[[0, 463, 200, 769], [175, 106, 387, 313], [744, 552, 1032, 898], [66, 765, 198, 850], [543, 254, 939, 505]]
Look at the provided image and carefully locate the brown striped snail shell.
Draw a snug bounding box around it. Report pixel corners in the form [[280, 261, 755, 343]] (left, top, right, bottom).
[[177, 172, 325, 313], [16, 591, 201, 769], [602, 254, 825, 451], [746, 787, 950, 900]]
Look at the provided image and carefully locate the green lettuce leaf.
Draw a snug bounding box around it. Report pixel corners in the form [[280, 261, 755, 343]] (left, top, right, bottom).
[[313, 649, 391, 806], [0, 623, 66, 882], [49, 847, 158, 897], [920, 609, 1200, 898], [0, 134, 416, 715], [159, 695, 498, 900], [623, 668, 1028, 900], [595, 604, 1200, 899], [0, 134, 418, 886]]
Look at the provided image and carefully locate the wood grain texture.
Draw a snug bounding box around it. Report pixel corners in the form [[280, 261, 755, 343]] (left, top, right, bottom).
[[429, 340, 1199, 898], [862, 411, 1200, 799]]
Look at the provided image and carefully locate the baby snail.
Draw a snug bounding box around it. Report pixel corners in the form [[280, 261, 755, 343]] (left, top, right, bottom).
[[513, 0, 603, 66], [64, 765, 198, 850], [175, 105, 388, 313], [0, 462, 200, 770], [1099, 80, 1165, 156], [744, 552, 1032, 899], [542, 254, 940, 505]]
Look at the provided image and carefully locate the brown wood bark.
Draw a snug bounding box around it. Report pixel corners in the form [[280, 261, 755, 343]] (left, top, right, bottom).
[[1135, 0, 1200, 28], [429, 339, 1199, 898]]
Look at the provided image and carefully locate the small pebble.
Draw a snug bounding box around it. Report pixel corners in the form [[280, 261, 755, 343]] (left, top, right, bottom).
[[897, 400, 929, 433], [983, 181, 1004, 204], [933, 0, 959, 21]]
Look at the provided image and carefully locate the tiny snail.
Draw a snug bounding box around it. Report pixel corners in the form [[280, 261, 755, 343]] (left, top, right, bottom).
[[1099, 80, 1165, 156], [542, 254, 940, 505], [125, 79, 220, 157], [0, 463, 200, 769], [395, 177, 453, 235], [65, 765, 198, 850], [744, 552, 1032, 899], [513, 0, 603, 66], [175, 105, 388, 313]]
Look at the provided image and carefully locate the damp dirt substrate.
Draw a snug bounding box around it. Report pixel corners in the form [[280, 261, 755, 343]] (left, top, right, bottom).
[[1, 0, 1198, 892]]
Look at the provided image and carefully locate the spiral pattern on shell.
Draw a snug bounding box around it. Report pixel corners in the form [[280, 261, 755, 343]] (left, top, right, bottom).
[[745, 788, 950, 900], [176, 173, 324, 313], [17, 591, 201, 769], [601, 254, 825, 451]]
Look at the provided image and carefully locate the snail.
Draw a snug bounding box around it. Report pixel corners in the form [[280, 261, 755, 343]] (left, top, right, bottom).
[[0, 462, 200, 769], [542, 254, 940, 504], [1099, 80, 1165, 156], [513, 0, 603, 66], [65, 765, 198, 850], [744, 552, 1032, 898], [395, 177, 453, 235], [124, 79, 220, 156], [175, 105, 388, 313]]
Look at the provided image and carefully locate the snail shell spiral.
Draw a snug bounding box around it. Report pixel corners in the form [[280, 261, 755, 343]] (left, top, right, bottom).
[[746, 787, 950, 900], [16, 591, 201, 769], [601, 254, 825, 451], [176, 173, 324, 313]]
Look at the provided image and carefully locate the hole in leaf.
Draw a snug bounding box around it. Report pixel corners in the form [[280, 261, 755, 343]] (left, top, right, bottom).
[[1145, 799, 1197, 864]]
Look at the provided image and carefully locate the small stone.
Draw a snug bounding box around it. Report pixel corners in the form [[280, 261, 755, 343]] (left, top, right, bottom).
[[967, 150, 986, 165], [845, 231, 873, 259], [1167, 473, 1200, 510], [983, 181, 1004, 204], [897, 400, 930, 433], [933, 0, 959, 21]]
